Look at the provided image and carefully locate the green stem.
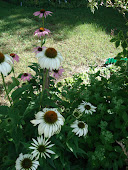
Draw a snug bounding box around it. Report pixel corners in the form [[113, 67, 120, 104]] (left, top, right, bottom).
[[40, 69, 48, 108], [41, 38, 43, 47], [12, 67, 15, 78], [125, 59, 128, 72], [12, 67, 20, 88], [42, 16, 44, 28], [1, 73, 12, 105], [40, 16, 45, 47]]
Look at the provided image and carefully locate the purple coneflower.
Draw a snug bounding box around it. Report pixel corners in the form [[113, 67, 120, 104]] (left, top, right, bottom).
[[10, 53, 19, 63], [21, 73, 32, 81], [33, 46, 46, 54], [34, 27, 51, 38], [52, 67, 64, 79], [33, 9, 52, 18]]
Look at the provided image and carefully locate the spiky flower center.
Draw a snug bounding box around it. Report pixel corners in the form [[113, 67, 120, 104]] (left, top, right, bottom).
[[44, 111, 57, 124], [40, 9, 45, 13], [78, 122, 85, 129], [38, 47, 42, 51], [0, 52, 5, 63], [53, 69, 58, 73], [21, 158, 32, 169], [10, 53, 15, 58], [45, 48, 57, 58], [39, 27, 45, 32], [38, 145, 46, 153], [85, 105, 91, 110], [23, 73, 28, 77]]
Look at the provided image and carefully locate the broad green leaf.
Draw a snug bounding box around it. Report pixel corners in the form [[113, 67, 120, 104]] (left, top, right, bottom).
[[11, 84, 31, 101], [115, 40, 120, 48], [7, 77, 20, 94], [0, 106, 9, 115], [110, 38, 117, 42], [121, 40, 127, 49]]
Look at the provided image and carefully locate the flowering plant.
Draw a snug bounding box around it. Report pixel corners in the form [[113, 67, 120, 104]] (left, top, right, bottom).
[[0, 6, 128, 170]]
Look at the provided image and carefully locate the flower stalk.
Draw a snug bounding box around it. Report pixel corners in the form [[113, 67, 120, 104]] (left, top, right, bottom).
[[1, 73, 12, 105], [42, 16, 44, 28], [40, 69, 49, 108]]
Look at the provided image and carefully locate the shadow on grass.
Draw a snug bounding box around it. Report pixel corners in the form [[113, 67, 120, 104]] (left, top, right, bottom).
[[0, 1, 127, 42]]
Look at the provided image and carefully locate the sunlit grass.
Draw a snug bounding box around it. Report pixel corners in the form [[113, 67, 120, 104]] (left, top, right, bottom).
[[0, 1, 127, 79]]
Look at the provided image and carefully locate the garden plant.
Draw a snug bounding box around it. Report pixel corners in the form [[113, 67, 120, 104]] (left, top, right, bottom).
[[0, 0, 128, 170]]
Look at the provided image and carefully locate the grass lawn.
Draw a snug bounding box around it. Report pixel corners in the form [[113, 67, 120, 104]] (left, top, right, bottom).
[[0, 1, 127, 74], [0, 0, 127, 104]]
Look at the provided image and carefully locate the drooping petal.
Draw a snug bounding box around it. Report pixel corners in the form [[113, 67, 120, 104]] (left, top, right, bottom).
[[33, 11, 40, 16]]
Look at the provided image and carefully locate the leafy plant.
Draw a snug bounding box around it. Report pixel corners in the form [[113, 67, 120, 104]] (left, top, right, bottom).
[[0, 1, 128, 170]]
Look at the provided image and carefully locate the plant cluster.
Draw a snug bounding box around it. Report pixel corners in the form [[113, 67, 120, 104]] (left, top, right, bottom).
[[87, 0, 128, 17], [0, 3, 128, 170]]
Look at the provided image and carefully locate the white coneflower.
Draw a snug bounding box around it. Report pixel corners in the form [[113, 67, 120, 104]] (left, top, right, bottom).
[[71, 120, 88, 137], [78, 101, 96, 114], [0, 52, 13, 76], [31, 108, 65, 138], [36, 47, 63, 70], [15, 153, 39, 170], [29, 136, 55, 159]]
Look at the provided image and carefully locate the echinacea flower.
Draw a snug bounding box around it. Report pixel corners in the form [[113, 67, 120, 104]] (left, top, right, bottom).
[[33, 46, 46, 54], [15, 153, 39, 170], [33, 9, 52, 18], [0, 52, 13, 76], [31, 108, 65, 138], [21, 73, 32, 81], [29, 136, 55, 159], [36, 47, 63, 70], [78, 101, 96, 114], [51, 66, 64, 79], [71, 120, 88, 137], [34, 27, 50, 38], [10, 53, 19, 62]]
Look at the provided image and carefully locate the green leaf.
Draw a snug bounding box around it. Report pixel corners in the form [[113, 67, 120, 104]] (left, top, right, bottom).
[[0, 106, 9, 116], [123, 49, 127, 57], [47, 157, 56, 169], [7, 77, 20, 94], [23, 98, 40, 117], [121, 40, 127, 49], [42, 38, 46, 46], [11, 84, 31, 101], [110, 38, 117, 42], [118, 31, 124, 39], [66, 141, 78, 157], [115, 40, 120, 48], [28, 63, 40, 73], [122, 112, 128, 122]]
